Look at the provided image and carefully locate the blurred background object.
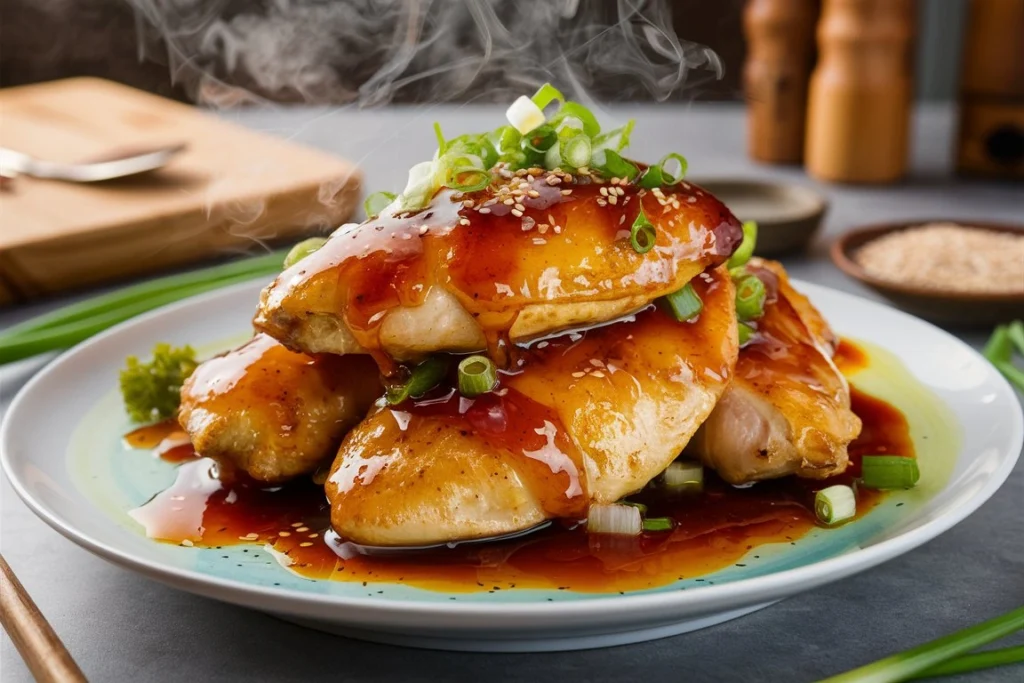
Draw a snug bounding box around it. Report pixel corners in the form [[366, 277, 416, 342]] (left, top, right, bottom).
[[742, 0, 818, 164], [956, 0, 1024, 178], [804, 0, 916, 183]]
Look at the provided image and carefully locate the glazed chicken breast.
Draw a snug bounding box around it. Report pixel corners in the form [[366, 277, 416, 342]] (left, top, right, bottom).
[[688, 259, 861, 484], [178, 333, 381, 483], [325, 266, 738, 547], [254, 172, 741, 365]]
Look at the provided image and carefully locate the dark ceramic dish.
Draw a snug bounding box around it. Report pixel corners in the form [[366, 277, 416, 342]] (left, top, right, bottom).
[[695, 179, 828, 256], [831, 220, 1024, 327]]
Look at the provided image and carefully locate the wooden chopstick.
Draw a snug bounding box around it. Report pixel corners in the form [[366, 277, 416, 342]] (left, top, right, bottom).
[[0, 554, 87, 682]]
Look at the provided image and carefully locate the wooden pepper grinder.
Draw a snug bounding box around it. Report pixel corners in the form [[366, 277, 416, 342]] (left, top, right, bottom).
[[743, 0, 818, 164], [805, 0, 916, 183]]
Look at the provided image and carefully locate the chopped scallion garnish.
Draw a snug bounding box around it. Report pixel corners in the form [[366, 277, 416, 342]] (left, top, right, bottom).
[[587, 503, 642, 536], [814, 484, 856, 526], [727, 220, 759, 269], [656, 153, 688, 184], [629, 206, 656, 254], [530, 83, 565, 112], [591, 149, 639, 180], [734, 273, 767, 321], [550, 101, 600, 138], [283, 238, 328, 268], [620, 500, 648, 515], [386, 356, 450, 405], [561, 134, 592, 169], [859, 455, 920, 489], [642, 517, 674, 532], [662, 460, 704, 492], [457, 355, 498, 397], [983, 321, 1024, 392], [506, 95, 546, 135], [738, 322, 755, 346], [661, 283, 703, 322], [364, 191, 396, 219]]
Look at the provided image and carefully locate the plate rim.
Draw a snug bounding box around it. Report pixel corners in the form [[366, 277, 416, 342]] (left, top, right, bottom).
[[2, 277, 1021, 624]]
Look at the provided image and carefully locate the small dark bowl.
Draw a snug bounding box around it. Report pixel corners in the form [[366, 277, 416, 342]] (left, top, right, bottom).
[[831, 220, 1024, 327], [695, 179, 828, 256]]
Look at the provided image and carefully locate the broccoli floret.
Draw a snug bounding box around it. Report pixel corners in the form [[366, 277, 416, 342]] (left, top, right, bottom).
[[119, 343, 198, 423]]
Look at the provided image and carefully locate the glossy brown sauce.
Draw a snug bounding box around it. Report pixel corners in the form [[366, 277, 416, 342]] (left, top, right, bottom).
[[834, 339, 869, 373], [261, 175, 741, 372], [124, 420, 197, 463], [128, 337, 912, 593]]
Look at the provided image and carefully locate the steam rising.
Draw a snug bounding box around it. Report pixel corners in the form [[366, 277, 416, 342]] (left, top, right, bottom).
[[129, 0, 723, 108]]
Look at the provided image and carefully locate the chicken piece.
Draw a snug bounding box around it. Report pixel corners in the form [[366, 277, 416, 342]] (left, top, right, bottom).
[[325, 266, 738, 546], [688, 259, 861, 484], [255, 176, 742, 363], [178, 333, 381, 483]]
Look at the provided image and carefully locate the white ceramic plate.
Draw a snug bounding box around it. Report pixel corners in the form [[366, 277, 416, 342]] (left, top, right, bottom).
[[2, 279, 1021, 652]]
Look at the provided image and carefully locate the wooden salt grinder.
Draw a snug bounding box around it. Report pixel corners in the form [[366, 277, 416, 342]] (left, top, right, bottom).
[[743, 0, 818, 164], [805, 0, 916, 183]]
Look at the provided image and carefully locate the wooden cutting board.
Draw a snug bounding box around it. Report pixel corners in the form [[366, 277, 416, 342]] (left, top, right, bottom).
[[0, 77, 361, 306]]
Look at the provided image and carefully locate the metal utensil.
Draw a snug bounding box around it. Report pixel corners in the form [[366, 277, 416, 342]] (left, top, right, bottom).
[[0, 143, 186, 183]]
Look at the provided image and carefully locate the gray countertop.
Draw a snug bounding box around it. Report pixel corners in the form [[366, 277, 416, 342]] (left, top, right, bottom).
[[1, 103, 1022, 682]]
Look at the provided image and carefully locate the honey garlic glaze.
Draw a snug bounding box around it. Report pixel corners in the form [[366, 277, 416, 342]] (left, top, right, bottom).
[[322, 267, 738, 546], [254, 172, 742, 372], [128, 361, 908, 593]]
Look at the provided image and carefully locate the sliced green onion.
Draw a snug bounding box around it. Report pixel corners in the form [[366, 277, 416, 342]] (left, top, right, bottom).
[[860, 455, 920, 489], [642, 517, 674, 532], [560, 134, 592, 169], [446, 166, 491, 193], [734, 274, 767, 321], [587, 503, 642, 536], [637, 166, 663, 189], [994, 360, 1024, 392], [364, 191, 396, 218], [592, 120, 635, 153], [544, 144, 562, 170], [433, 122, 447, 155], [457, 355, 498, 397], [551, 101, 600, 137], [386, 356, 450, 405], [727, 220, 759, 269], [506, 95, 546, 135], [983, 324, 1012, 364], [283, 238, 328, 268], [530, 83, 565, 111], [620, 500, 648, 515], [662, 460, 704, 492], [656, 153, 688, 184], [821, 606, 1024, 683], [1007, 320, 1024, 357], [814, 484, 856, 526], [738, 322, 755, 346], [591, 149, 639, 180], [629, 206, 656, 254], [661, 283, 703, 322]]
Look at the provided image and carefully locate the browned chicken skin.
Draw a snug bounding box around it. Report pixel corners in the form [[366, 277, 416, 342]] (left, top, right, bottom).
[[325, 267, 738, 547], [688, 259, 861, 484], [178, 333, 381, 483], [254, 176, 741, 364]]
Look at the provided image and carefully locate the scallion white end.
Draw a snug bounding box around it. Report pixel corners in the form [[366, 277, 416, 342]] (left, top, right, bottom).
[[587, 503, 642, 536], [814, 484, 856, 526], [663, 460, 704, 492], [506, 96, 546, 135]]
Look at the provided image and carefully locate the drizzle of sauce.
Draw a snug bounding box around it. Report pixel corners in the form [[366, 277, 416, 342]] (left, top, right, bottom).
[[128, 341, 911, 593], [124, 420, 197, 463], [834, 339, 870, 374], [256, 175, 742, 372]]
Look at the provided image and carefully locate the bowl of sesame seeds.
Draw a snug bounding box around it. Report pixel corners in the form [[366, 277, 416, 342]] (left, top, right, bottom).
[[832, 220, 1024, 326]]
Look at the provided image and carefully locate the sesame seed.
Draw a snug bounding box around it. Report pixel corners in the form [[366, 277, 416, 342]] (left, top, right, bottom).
[[532, 238, 546, 245], [279, 531, 291, 537], [608, 195, 618, 205], [548, 213, 557, 225], [503, 198, 515, 206], [589, 359, 605, 367], [514, 203, 525, 211], [571, 371, 586, 378], [299, 542, 314, 547], [591, 371, 606, 378], [296, 526, 309, 533], [600, 187, 609, 196], [546, 175, 562, 186], [511, 209, 523, 217], [688, 196, 697, 203], [554, 225, 562, 234], [610, 177, 620, 185], [597, 199, 607, 207], [463, 199, 475, 208], [459, 218, 471, 226], [291, 523, 303, 528], [479, 207, 491, 214], [181, 539, 194, 547], [527, 190, 540, 198], [308, 533, 319, 538]]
